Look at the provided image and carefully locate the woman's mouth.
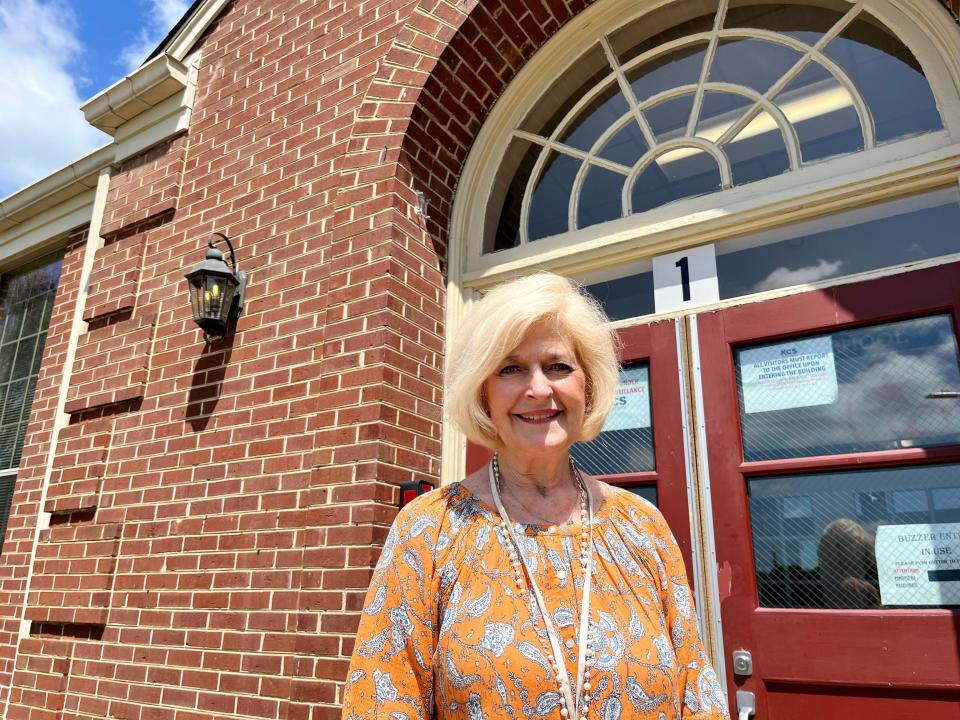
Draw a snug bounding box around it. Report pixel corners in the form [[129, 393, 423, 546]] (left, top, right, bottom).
[[513, 410, 562, 424]]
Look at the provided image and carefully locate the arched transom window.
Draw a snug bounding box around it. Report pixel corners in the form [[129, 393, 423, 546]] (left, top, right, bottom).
[[484, 0, 947, 253]]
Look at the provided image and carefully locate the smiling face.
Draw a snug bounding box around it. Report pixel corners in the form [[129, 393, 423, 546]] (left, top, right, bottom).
[[482, 322, 587, 458]]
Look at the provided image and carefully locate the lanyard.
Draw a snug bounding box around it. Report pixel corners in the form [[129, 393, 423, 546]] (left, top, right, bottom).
[[489, 462, 594, 719]]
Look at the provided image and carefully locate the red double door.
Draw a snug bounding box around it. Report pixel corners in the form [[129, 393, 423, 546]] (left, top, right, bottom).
[[467, 262, 960, 718]]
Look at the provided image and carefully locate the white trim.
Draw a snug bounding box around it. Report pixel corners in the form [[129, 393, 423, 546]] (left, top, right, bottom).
[[163, 0, 233, 63], [0, 191, 97, 271], [674, 321, 711, 654], [687, 315, 727, 693], [81, 54, 189, 135], [0, 145, 112, 234], [1, 167, 109, 720], [112, 50, 202, 164]]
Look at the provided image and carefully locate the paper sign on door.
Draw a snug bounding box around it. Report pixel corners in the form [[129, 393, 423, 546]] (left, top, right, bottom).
[[875, 523, 960, 606], [740, 336, 838, 414], [602, 366, 651, 431]]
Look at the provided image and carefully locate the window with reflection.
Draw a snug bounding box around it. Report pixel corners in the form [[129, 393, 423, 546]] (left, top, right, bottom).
[[750, 464, 960, 609], [735, 314, 960, 461], [489, 0, 943, 252], [583, 186, 960, 321], [0, 255, 61, 553], [571, 363, 655, 474]]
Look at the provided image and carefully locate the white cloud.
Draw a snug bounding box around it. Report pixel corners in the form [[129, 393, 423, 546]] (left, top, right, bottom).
[[119, 0, 190, 73], [752, 259, 844, 292], [0, 0, 108, 198]]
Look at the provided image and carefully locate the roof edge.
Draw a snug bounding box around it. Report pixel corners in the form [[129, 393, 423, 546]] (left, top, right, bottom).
[[148, 0, 233, 64], [0, 143, 114, 233]]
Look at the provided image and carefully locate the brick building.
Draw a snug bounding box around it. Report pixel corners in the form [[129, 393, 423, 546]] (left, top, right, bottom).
[[0, 0, 959, 718]]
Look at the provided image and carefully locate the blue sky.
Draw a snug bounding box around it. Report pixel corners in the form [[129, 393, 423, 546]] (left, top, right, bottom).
[[0, 0, 191, 199]]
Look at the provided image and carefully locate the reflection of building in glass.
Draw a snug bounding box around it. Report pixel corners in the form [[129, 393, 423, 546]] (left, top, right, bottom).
[[750, 465, 960, 608]]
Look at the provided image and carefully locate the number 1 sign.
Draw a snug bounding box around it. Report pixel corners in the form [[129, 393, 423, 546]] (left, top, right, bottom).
[[652, 244, 720, 313]]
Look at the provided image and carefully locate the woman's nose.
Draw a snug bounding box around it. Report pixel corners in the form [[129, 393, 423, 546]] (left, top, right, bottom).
[[525, 367, 552, 397]]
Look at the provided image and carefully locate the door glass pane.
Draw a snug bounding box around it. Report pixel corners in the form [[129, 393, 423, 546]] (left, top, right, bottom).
[[749, 463, 960, 609], [571, 363, 654, 474], [625, 484, 658, 507], [736, 314, 960, 462]]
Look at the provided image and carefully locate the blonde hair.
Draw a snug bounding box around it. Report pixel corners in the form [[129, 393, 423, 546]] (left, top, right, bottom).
[[446, 272, 619, 449]]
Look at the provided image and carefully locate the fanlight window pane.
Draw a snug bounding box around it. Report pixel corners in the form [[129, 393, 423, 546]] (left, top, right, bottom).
[[824, 16, 942, 143], [487, 0, 946, 254], [647, 94, 695, 143], [725, 109, 791, 184], [597, 120, 649, 165], [579, 166, 624, 230], [708, 37, 803, 93], [723, 2, 844, 45], [559, 86, 630, 152], [632, 148, 722, 215], [776, 63, 863, 163], [696, 91, 754, 139], [627, 44, 707, 104], [529, 152, 579, 242]]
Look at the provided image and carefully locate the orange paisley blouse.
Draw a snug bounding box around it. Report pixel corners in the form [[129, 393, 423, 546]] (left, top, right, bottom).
[[342, 481, 729, 720]]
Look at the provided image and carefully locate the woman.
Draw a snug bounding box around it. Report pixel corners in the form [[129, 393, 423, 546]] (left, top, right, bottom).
[[342, 273, 729, 719]]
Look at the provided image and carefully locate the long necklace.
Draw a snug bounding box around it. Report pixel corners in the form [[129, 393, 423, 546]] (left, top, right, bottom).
[[490, 455, 596, 720]]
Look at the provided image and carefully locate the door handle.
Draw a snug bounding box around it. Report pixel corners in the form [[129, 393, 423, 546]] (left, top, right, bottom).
[[736, 690, 756, 720]]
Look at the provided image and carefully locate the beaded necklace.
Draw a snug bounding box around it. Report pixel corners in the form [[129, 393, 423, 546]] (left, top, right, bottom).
[[489, 455, 596, 720]]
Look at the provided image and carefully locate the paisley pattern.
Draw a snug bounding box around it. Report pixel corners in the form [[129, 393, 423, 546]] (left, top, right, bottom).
[[342, 483, 729, 719]]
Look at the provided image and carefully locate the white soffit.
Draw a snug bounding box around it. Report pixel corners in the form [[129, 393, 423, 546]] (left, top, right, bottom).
[[81, 54, 190, 135]]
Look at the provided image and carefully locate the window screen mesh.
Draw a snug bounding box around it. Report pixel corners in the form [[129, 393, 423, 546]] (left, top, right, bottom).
[[736, 314, 960, 461], [571, 364, 654, 475], [750, 464, 960, 609]]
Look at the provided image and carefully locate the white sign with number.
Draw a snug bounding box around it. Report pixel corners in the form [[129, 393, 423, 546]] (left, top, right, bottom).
[[652, 244, 720, 313]]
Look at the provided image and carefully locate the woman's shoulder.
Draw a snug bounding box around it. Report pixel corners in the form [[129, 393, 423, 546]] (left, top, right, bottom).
[[388, 481, 493, 546]]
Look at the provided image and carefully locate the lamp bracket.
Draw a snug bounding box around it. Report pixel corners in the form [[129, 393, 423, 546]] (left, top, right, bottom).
[[415, 191, 431, 221], [209, 232, 238, 271]]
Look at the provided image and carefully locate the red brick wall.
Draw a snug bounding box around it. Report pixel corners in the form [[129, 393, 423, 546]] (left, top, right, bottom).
[[5, 0, 957, 718], [0, 0, 598, 715]]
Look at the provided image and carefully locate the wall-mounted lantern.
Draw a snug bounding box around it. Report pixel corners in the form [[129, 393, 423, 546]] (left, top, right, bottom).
[[184, 232, 246, 338]]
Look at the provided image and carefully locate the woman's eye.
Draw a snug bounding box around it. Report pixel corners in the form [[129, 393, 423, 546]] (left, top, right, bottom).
[[547, 363, 574, 374], [498, 364, 521, 375]]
